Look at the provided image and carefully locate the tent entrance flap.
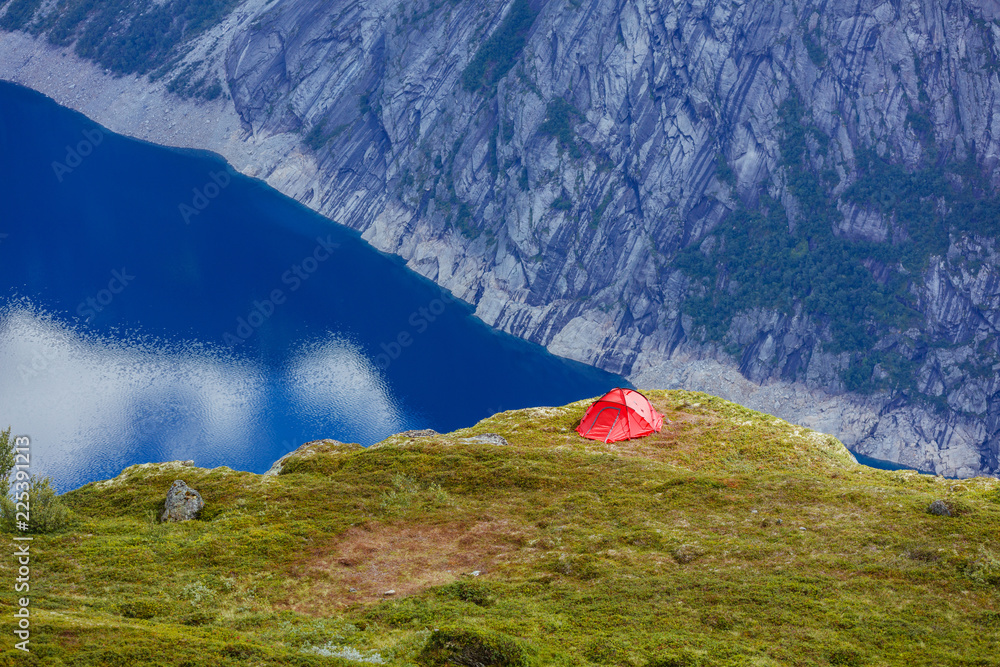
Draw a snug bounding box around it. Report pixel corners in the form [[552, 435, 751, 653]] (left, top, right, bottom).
[[583, 406, 621, 443]]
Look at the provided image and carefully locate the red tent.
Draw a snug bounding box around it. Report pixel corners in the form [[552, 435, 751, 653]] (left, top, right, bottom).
[[576, 388, 664, 443]]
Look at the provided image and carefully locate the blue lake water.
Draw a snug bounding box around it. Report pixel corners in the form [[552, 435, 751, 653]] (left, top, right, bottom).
[[0, 81, 623, 492]]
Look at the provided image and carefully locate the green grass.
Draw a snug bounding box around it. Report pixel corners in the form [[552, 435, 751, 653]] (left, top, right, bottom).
[[4, 390, 999, 666]]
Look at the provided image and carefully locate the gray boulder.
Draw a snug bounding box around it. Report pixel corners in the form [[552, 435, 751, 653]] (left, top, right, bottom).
[[160, 480, 204, 522], [927, 500, 952, 517]]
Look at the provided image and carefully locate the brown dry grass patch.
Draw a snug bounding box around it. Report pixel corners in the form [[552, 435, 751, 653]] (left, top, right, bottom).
[[596, 408, 719, 466], [280, 519, 533, 615]]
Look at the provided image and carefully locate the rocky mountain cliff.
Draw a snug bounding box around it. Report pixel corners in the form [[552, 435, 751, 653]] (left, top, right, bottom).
[[2, 0, 1000, 476]]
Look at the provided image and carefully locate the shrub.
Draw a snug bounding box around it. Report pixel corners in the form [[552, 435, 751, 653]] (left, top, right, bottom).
[[0, 427, 13, 484], [903, 543, 942, 562], [546, 554, 603, 580], [538, 98, 582, 158], [802, 30, 826, 67], [551, 191, 573, 211], [592, 189, 614, 227], [461, 0, 538, 93], [441, 579, 495, 606], [829, 647, 865, 666], [2, 475, 72, 533], [0, 0, 43, 31], [625, 528, 664, 549], [585, 638, 631, 664], [0, 427, 71, 534], [221, 642, 265, 659], [670, 544, 705, 564], [418, 628, 532, 667], [715, 153, 735, 185], [178, 611, 216, 626], [963, 546, 1000, 587], [646, 651, 701, 667], [118, 599, 169, 619]]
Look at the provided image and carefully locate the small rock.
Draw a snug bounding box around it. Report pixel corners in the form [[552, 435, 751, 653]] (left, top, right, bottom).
[[265, 439, 359, 475], [160, 480, 204, 523], [383, 590, 396, 596], [471, 570, 481, 577], [462, 433, 511, 446], [799, 527, 806, 531], [927, 500, 952, 517], [400, 429, 438, 438]]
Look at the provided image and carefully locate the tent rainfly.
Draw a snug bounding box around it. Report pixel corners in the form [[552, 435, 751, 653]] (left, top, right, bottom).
[[576, 388, 665, 443]]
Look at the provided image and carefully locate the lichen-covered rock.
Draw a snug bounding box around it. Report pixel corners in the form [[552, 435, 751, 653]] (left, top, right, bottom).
[[927, 499, 952, 517], [399, 429, 439, 439], [160, 480, 204, 523], [462, 434, 511, 447]]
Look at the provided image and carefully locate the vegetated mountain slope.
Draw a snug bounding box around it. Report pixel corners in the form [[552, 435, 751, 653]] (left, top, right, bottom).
[[4, 391, 999, 666], [2, 0, 1000, 476]]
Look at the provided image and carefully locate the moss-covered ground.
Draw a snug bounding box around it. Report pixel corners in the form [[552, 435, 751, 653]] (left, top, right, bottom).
[[2, 390, 999, 666]]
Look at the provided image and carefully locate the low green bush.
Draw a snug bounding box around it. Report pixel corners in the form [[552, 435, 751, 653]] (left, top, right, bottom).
[[418, 627, 532, 667]]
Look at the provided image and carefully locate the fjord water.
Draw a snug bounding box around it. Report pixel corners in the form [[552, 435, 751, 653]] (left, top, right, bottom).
[[0, 82, 622, 492]]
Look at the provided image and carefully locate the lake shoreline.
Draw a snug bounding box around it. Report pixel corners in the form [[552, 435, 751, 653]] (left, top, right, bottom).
[[1, 32, 991, 479]]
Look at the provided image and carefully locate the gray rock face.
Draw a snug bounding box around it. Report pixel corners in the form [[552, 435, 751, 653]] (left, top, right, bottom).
[[217, 0, 1000, 478], [160, 480, 204, 522], [3, 0, 1000, 477]]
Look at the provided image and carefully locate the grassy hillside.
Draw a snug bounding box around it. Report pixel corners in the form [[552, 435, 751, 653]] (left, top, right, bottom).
[[2, 390, 999, 666]]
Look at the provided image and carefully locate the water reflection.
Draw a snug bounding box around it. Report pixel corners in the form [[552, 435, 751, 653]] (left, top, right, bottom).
[[0, 302, 270, 482], [283, 336, 407, 436]]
